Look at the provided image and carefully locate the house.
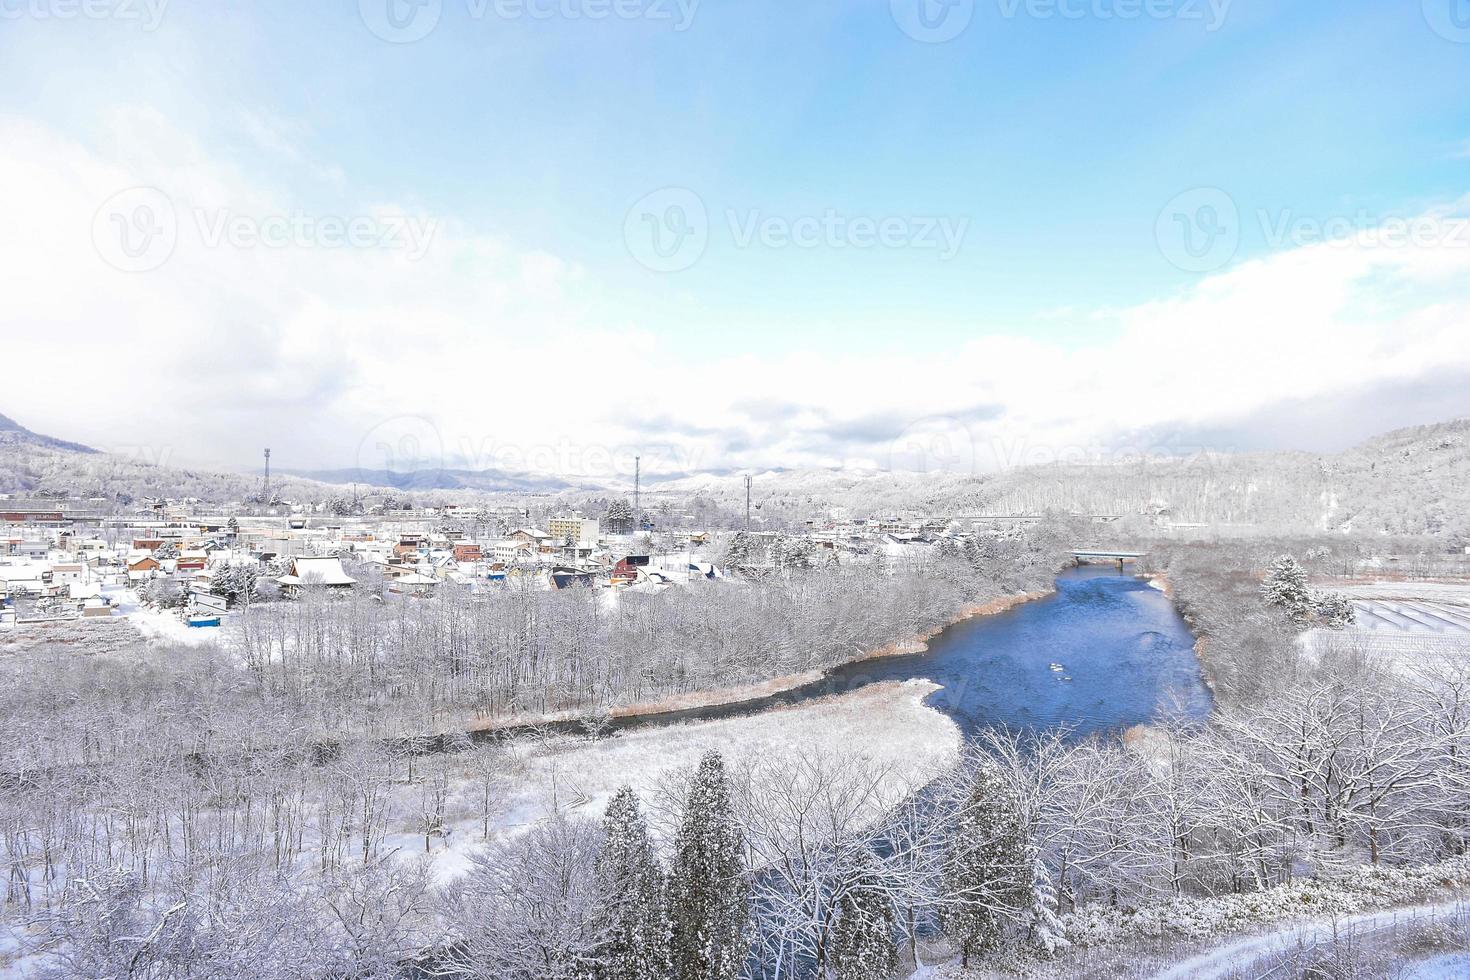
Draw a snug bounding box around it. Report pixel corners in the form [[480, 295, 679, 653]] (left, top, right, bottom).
[[275, 556, 357, 589], [509, 528, 553, 550], [549, 566, 597, 590], [453, 543, 482, 563], [50, 563, 87, 586], [612, 554, 650, 585], [127, 555, 162, 584]]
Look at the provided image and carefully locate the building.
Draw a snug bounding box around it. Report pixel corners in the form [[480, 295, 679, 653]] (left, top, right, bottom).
[[275, 556, 357, 589], [548, 517, 600, 548]]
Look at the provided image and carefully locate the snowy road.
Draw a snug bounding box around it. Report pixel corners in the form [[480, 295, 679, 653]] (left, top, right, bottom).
[[1149, 899, 1470, 980]]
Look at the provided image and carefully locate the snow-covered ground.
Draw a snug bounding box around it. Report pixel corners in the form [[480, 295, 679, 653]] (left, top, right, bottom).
[[1305, 582, 1470, 670], [391, 678, 963, 883], [102, 584, 220, 647], [1406, 952, 1470, 979], [1147, 899, 1470, 980]]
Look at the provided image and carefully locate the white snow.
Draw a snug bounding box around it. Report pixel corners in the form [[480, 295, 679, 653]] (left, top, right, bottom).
[[1148, 900, 1470, 980], [1405, 952, 1470, 979], [400, 679, 962, 883]]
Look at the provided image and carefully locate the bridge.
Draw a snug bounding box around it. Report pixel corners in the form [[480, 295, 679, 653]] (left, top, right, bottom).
[[1072, 548, 1147, 568]]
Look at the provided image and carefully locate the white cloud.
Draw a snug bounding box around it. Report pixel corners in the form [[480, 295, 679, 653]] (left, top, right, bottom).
[[3, 108, 1470, 483]]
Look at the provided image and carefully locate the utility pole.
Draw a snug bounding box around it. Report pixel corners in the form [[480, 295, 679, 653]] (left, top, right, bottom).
[[262, 448, 271, 510], [634, 455, 641, 532], [744, 474, 752, 530]]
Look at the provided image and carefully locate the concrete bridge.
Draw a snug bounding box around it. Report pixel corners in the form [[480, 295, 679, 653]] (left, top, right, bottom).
[[1072, 548, 1147, 568]]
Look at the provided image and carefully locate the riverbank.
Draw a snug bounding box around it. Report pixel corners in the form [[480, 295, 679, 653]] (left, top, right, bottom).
[[1147, 571, 1218, 700], [402, 679, 964, 883], [465, 586, 1054, 735]]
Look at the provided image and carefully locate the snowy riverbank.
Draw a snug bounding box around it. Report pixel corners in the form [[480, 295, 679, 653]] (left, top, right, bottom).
[[392, 679, 963, 883]]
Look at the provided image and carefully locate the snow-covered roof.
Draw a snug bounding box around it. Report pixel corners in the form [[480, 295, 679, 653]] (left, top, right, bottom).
[[277, 556, 357, 587]]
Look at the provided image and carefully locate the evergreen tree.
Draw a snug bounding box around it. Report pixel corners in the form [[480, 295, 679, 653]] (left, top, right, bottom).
[[1022, 850, 1068, 957], [942, 761, 1029, 966], [1261, 554, 1312, 628], [722, 531, 752, 571], [211, 561, 261, 608], [670, 752, 748, 980], [593, 787, 672, 980], [605, 498, 636, 535], [830, 861, 900, 980], [1312, 590, 1357, 629]]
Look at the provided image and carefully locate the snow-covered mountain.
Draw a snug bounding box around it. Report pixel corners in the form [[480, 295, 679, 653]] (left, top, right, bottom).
[[1, 410, 1467, 542], [0, 412, 97, 454]]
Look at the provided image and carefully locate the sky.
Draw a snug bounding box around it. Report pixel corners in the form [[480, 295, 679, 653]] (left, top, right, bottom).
[[2, 0, 1469, 483]]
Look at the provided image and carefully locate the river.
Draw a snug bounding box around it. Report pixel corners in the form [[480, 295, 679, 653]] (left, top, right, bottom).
[[569, 563, 1212, 743], [823, 563, 1212, 739]]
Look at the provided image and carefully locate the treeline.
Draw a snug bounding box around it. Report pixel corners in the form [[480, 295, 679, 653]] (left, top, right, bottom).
[[228, 526, 1068, 739]]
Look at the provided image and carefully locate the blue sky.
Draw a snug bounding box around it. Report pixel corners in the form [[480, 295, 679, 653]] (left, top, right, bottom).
[[3, 0, 1470, 476]]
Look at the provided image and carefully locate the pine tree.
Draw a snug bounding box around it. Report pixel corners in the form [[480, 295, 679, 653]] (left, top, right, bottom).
[[1311, 590, 1357, 629], [942, 762, 1029, 966], [1022, 850, 1068, 957], [593, 787, 672, 980], [723, 531, 752, 571], [1261, 555, 1312, 628], [831, 860, 900, 980], [605, 498, 636, 536], [670, 752, 748, 980]]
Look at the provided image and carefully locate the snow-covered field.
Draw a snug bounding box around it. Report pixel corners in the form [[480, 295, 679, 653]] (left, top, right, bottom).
[[1305, 582, 1470, 670], [391, 679, 962, 883]]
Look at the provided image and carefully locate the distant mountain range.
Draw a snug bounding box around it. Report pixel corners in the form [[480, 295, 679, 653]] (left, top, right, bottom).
[[1, 408, 1467, 543], [282, 466, 585, 494], [0, 413, 97, 454]]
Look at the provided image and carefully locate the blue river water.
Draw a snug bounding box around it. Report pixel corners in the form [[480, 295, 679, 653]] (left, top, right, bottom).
[[821, 564, 1213, 739], [589, 564, 1213, 744]]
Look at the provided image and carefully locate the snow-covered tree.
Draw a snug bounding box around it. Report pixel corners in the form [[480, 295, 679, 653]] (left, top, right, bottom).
[[1022, 850, 1068, 957], [604, 498, 636, 535], [593, 787, 672, 980], [722, 531, 753, 571], [670, 752, 748, 980], [211, 561, 261, 608], [943, 761, 1029, 965], [1312, 590, 1357, 629], [1260, 555, 1312, 628], [830, 861, 900, 980]]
